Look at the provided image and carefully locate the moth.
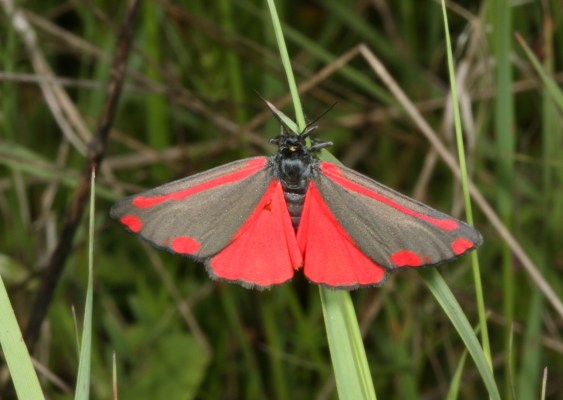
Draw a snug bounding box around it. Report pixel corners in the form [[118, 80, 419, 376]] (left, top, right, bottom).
[[111, 104, 482, 289]]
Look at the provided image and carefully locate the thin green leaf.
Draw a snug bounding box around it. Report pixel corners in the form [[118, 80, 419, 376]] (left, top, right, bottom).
[[261, 98, 300, 132], [490, 2, 516, 397], [0, 268, 45, 399], [320, 290, 377, 400], [265, 0, 305, 129], [75, 168, 96, 400], [440, 0, 495, 392], [515, 32, 563, 110], [420, 270, 500, 400], [540, 367, 548, 400], [446, 348, 468, 400]]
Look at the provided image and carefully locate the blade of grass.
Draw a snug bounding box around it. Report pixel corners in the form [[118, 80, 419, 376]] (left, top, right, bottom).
[[266, 1, 376, 398], [446, 346, 468, 400], [440, 0, 492, 372], [490, 2, 516, 397], [261, 301, 289, 400], [220, 288, 264, 398], [143, 1, 170, 181], [515, 32, 563, 110], [0, 262, 45, 399], [507, 323, 516, 400], [75, 168, 96, 400], [112, 352, 118, 400], [540, 367, 548, 400], [319, 290, 377, 400], [218, 0, 247, 125], [420, 270, 500, 400], [382, 299, 417, 398], [517, 14, 556, 397], [265, 0, 305, 128]]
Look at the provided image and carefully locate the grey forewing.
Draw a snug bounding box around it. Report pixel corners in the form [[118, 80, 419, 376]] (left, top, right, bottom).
[[115, 157, 268, 200], [111, 157, 275, 259]]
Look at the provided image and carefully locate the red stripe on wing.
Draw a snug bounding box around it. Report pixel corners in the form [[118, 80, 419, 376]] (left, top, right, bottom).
[[121, 215, 142, 232], [320, 162, 459, 231], [297, 181, 386, 287], [209, 180, 302, 287], [390, 250, 423, 267], [133, 158, 268, 208], [172, 236, 201, 254], [451, 238, 475, 255]]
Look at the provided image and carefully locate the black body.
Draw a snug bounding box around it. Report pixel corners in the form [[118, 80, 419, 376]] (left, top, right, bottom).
[[271, 126, 331, 230]]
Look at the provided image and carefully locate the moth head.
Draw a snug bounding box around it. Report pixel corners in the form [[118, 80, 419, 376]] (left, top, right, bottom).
[[261, 97, 334, 154], [274, 130, 309, 158]]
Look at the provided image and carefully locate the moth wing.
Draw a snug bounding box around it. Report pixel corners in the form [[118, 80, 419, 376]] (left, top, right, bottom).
[[110, 157, 301, 288], [298, 161, 482, 288]]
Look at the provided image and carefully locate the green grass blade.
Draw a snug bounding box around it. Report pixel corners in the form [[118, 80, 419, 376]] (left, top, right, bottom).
[[490, 2, 516, 397], [261, 301, 289, 400], [112, 352, 118, 399], [265, 0, 305, 128], [75, 168, 96, 400], [540, 367, 548, 400], [320, 290, 377, 400], [515, 33, 563, 110], [218, 0, 247, 125], [143, 2, 170, 180], [446, 347, 468, 400], [440, 0, 493, 377], [517, 20, 556, 397], [0, 269, 45, 399], [420, 270, 500, 400]]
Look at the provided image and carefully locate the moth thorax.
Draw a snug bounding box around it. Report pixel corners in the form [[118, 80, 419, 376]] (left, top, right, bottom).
[[280, 157, 310, 180]]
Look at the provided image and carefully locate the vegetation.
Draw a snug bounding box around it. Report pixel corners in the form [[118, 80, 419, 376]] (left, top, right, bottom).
[[0, 0, 561, 399]]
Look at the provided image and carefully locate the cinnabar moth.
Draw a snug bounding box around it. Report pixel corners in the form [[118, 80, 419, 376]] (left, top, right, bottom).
[[110, 105, 482, 289]]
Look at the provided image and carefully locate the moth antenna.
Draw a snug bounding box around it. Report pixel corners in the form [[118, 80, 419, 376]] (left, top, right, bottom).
[[310, 141, 333, 152], [301, 102, 337, 136], [300, 125, 318, 140]]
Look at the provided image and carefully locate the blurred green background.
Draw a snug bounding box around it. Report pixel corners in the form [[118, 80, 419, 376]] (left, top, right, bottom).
[[1, 0, 562, 399]]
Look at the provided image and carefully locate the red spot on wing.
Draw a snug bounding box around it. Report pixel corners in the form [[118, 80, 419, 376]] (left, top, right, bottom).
[[451, 238, 474, 255], [297, 182, 385, 286], [172, 236, 201, 254], [320, 163, 459, 231], [133, 158, 267, 208], [209, 181, 301, 287], [391, 250, 423, 267], [121, 215, 142, 233]]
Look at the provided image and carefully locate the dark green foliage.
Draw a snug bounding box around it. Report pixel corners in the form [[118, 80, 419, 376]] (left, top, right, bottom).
[[1, 1, 562, 398]]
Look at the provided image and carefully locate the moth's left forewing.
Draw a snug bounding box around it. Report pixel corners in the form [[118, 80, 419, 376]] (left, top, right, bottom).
[[312, 162, 483, 271], [110, 157, 302, 289], [110, 158, 271, 256]]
